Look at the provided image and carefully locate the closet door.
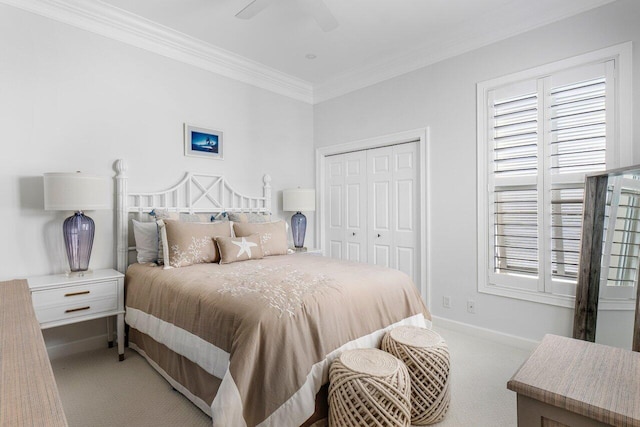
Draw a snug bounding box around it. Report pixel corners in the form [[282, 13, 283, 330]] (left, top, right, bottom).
[[324, 152, 367, 262], [343, 151, 368, 262], [391, 143, 420, 285], [367, 143, 419, 284], [367, 146, 394, 268], [324, 141, 420, 287], [325, 155, 346, 259]]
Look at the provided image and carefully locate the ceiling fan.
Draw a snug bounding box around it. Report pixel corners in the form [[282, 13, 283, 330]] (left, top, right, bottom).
[[235, 0, 339, 32]]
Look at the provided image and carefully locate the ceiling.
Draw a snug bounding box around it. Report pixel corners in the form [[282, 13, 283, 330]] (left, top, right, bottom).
[[7, 0, 617, 102], [99, 0, 614, 84]]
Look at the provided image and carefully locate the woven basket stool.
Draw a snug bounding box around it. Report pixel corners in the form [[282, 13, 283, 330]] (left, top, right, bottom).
[[328, 348, 411, 427], [381, 326, 450, 425]]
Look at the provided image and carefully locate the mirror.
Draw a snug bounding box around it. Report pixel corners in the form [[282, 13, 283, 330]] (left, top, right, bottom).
[[573, 165, 640, 351]]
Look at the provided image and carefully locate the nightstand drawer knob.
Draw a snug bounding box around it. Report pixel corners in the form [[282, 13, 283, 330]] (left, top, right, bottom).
[[64, 290, 90, 297], [65, 306, 90, 313]]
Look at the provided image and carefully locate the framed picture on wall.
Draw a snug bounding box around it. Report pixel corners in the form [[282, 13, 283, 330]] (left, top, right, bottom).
[[184, 124, 223, 160]]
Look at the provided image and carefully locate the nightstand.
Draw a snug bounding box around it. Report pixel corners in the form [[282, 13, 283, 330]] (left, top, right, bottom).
[[27, 268, 125, 361]]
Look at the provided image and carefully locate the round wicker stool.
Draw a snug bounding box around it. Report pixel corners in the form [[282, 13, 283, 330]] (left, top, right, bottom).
[[328, 348, 411, 427], [381, 326, 450, 425]]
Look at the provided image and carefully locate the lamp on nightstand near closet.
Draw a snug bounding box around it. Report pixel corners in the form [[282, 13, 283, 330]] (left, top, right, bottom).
[[283, 188, 315, 249], [44, 172, 109, 274]]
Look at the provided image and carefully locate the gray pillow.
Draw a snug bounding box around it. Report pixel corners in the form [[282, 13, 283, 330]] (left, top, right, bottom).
[[132, 219, 159, 264]]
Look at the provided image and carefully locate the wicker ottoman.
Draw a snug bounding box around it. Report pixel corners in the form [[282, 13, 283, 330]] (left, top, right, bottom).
[[381, 326, 450, 425], [328, 348, 411, 427]]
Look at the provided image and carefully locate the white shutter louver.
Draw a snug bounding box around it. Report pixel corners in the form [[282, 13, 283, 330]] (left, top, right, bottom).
[[549, 77, 607, 175], [493, 94, 538, 177], [494, 189, 538, 275]]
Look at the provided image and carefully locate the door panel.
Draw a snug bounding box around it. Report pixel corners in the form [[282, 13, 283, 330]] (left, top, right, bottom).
[[374, 245, 390, 268], [396, 246, 415, 282], [347, 242, 362, 262], [373, 181, 391, 230], [346, 184, 361, 229], [329, 240, 342, 259], [329, 185, 342, 228], [396, 179, 413, 231]]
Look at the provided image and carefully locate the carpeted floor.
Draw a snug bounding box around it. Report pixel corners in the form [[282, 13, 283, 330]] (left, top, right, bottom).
[[51, 326, 531, 426]]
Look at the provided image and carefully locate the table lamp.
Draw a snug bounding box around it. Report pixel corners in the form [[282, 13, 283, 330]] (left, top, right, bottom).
[[283, 188, 315, 249], [44, 172, 109, 273]]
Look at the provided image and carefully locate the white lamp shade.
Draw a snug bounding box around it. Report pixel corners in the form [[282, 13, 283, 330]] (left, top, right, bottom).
[[44, 172, 109, 211], [283, 188, 315, 212]]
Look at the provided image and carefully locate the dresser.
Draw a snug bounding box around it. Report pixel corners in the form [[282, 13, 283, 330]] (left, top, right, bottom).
[[27, 268, 125, 361], [0, 279, 68, 426], [508, 334, 640, 427]]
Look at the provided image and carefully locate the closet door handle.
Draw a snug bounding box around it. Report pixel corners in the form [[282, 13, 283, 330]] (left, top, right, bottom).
[[377, 233, 381, 238], [352, 232, 356, 236]]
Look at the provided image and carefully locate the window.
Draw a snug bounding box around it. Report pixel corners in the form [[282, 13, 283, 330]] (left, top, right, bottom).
[[477, 43, 632, 307]]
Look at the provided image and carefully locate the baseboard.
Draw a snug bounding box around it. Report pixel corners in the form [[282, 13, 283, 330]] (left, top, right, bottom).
[[431, 315, 539, 351], [45, 334, 109, 360]]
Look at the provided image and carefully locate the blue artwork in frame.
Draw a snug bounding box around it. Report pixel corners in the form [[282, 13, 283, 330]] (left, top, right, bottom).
[[184, 124, 223, 160]]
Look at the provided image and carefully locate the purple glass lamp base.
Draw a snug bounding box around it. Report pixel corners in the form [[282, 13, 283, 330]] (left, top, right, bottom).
[[291, 211, 307, 248], [63, 211, 95, 272]]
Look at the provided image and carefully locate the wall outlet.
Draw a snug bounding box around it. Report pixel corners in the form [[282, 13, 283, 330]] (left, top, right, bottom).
[[443, 296, 451, 308], [467, 300, 475, 314]]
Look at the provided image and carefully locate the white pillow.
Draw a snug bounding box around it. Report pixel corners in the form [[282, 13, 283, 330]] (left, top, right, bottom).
[[132, 219, 159, 264]]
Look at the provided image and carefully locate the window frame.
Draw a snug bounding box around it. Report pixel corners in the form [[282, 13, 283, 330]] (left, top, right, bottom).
[[477, 42, 633, 309]]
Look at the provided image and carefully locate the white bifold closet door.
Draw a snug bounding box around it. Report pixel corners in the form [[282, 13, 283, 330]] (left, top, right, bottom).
[[324, 141, 420, 287]]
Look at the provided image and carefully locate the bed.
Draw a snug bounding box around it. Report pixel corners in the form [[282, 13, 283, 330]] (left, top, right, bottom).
[[114, 159, 431, 426]]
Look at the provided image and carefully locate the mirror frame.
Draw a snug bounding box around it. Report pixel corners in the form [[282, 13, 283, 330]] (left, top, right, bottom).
[[572, 164, 640, 351]]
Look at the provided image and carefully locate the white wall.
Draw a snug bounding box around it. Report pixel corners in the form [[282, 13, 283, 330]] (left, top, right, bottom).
[[314, 0, 640, 347], [0, 4, 314, 353]]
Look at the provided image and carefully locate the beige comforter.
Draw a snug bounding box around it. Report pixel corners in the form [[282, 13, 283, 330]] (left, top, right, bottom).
[[125, 254, 430, 426]]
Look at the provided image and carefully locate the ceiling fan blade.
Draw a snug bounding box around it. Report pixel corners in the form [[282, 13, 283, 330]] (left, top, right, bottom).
[[298, 0, 339, 32], [235, 0, 273, 20]]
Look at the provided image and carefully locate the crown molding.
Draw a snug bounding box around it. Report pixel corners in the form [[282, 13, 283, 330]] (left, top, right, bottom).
[[313, 0, 617, 103], [1, 0, 618, 105], [1, 0, 314, 104]]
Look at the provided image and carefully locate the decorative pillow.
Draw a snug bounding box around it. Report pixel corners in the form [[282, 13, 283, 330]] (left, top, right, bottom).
[[233, 221, 288, 256], [215, 234, 264, 264], [132, 219, 159, 264], [228, 212, 270, 223], [162, 219, 231, 268]]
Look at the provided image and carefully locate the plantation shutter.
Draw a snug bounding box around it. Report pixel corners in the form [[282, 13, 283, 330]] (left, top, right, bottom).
[[488, 81, 540, 291], [487, 61, 613, 295]]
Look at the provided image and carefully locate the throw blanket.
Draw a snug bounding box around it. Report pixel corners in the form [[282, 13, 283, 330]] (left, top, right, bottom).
[[125, 254, 430, 426]]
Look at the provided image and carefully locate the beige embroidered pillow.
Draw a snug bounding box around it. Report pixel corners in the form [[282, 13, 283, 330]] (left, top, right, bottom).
[[163, 219, 231, 268], [215, 234, 264, 264], [233, 221, 288, 256]]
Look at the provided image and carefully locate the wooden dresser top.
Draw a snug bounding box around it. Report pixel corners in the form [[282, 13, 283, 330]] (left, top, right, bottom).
[[508, 334, 640, 427], [0, 279, 68, 426]]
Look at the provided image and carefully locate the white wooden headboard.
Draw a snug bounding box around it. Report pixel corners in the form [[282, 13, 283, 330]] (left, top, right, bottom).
[[114, 159, 272, 273]]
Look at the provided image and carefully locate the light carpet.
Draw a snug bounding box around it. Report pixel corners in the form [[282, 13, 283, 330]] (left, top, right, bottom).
[[51, 326, 531, 426]]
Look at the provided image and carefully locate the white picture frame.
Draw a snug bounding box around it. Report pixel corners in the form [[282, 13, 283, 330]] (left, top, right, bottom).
[[184, 124, 223, 160]]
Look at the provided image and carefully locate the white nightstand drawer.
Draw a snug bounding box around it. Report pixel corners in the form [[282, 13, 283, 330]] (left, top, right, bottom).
[[31, 280, 118, 308], [34, 296, 118, 324]]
